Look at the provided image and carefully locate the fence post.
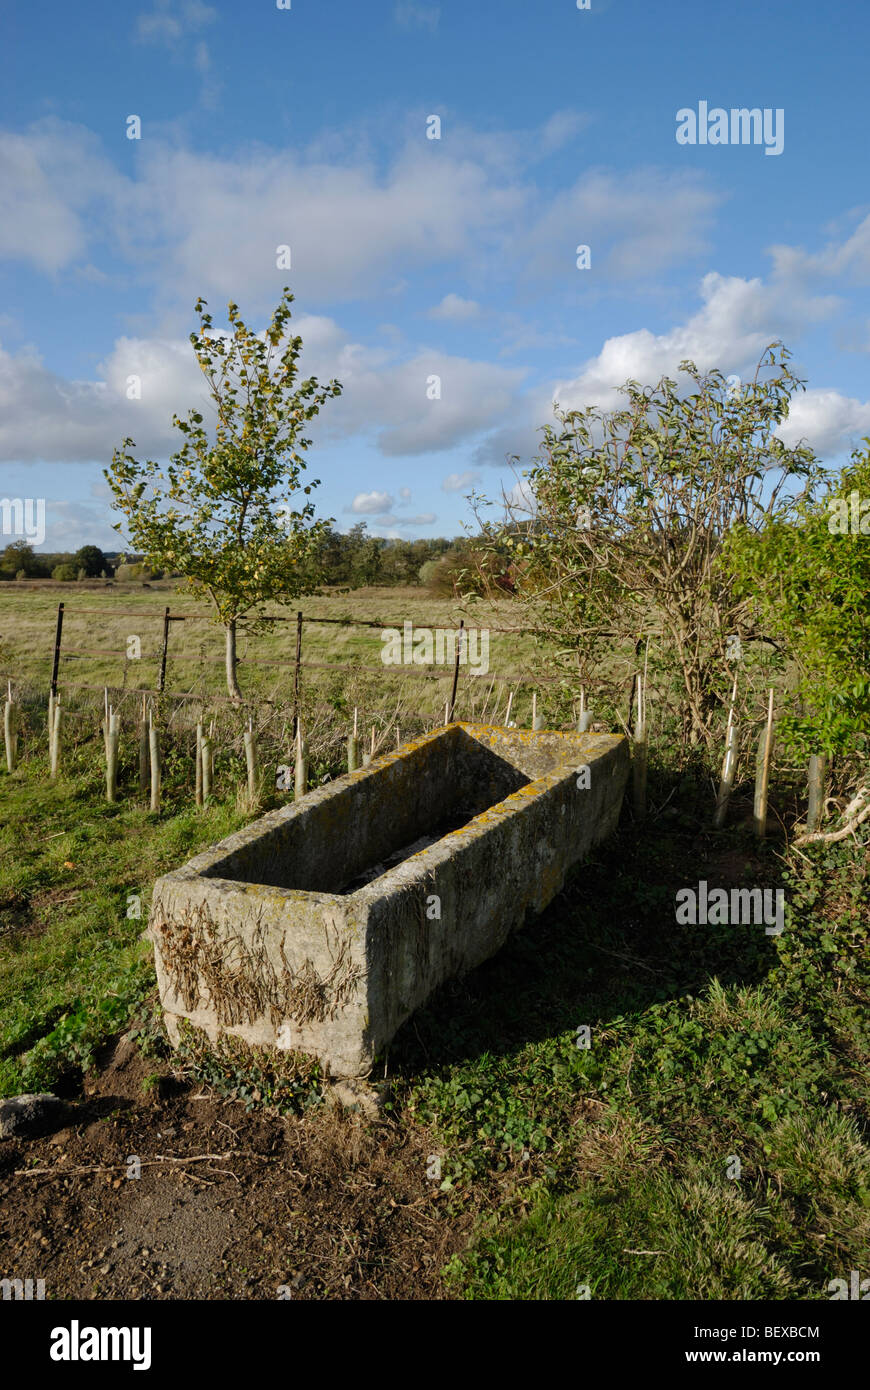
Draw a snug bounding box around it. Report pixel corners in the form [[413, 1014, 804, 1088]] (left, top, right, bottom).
[[50, 602, 65, 703], [447, 619, 465, 722], [157, 607, 171, 693]]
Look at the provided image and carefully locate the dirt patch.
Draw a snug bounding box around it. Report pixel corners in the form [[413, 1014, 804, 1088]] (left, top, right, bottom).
[[0, 1035, 467, 1300]]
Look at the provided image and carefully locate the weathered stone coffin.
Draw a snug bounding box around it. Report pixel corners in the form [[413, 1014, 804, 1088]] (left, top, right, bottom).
[[147, 722, 629, 1077]]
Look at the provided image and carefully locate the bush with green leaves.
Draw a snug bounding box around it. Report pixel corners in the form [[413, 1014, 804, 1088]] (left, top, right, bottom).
[[721, 441, 870, 758], [51, 564, 77, 581], [474, 343, 821, 745]]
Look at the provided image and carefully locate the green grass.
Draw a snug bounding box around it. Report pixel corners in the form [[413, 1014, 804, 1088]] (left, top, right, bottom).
[[0, 765, 251, 1095], [0, 580, 547, 722], [0, 597, 867, 1298], [389, 777, 869, 1300]]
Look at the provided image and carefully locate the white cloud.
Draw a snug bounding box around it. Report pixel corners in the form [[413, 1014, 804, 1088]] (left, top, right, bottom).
[[0, 120, 120, 273], [523, 168, 724, 280], [442, 470, 480, 491], [373, 511, 436, 527], [550, 271, 841, 416], [0, 310, 528, 464], [0, 120, 726, 305], [769, 212, 870, 287], [349, 491, 393, 514], [136, 0, 217, 45], [774, 389, 870, 456], [428, 293, 480, 322], [394, 2, 440, 31], [539, 110, 591, 154]]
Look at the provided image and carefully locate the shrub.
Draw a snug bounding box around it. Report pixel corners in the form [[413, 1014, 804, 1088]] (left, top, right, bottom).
[[114, 562, 163, 582], [51, 563, 77, 581]]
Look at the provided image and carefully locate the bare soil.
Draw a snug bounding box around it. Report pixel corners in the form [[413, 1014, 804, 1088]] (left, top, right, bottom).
[[0, 1036, 468, 1300]]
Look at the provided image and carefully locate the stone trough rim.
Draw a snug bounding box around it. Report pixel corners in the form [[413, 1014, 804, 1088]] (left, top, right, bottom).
[[153, 721, 626, 904]]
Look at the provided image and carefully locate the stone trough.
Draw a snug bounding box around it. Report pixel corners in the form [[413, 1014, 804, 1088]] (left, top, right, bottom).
[[147, 722, 630, 1077]]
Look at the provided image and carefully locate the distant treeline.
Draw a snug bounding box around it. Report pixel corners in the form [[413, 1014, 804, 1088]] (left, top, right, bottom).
[[0, 524, 513, 595]]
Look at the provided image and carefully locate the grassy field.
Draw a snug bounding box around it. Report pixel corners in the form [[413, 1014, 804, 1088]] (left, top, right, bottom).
[[0, 583, 867, 1299], [0, 579, 550, 723]]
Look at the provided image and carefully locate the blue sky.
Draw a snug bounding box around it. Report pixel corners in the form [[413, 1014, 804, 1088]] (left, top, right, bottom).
[[2, 0, 870, 552]]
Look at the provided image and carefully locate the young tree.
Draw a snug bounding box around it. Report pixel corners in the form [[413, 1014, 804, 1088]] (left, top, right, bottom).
[[475, 343, 822, 744], [105, 288, 342, 700]]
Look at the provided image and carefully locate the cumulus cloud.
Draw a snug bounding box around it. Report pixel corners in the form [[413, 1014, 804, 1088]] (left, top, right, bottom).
[[442, 470, 480, 491], [522, 168, 724, 280], [0, 120, 121, 274], [0, 120, 729, 308], [348, 491, 393, 514], [769, 213, 870, 287], [428, 294, 480, 322], [550, 271, 841, 416], [774, 389, 870, 456], [0, 309, 528, 465]]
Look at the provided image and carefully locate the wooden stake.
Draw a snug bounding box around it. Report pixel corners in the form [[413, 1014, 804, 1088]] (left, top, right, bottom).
[[753, 689, 775, 839], [50, 699, 62, 780], [632, 673, 648, 821], [243, 720, 259, 802], [293, 610, 303, 740], [4, 695, 19, 773], [138, 698, 149, 794], [447, 619, 464, 722], [713, 675, 739, 829], [807, 753, 827, 833], [532, 692, 543, 730], [106, 710, 120, 803], [195, 721, 203, 807], [577, 686, 592, 733], [504, 689, 514, 727], [201, 729, 213, 804], [294, 721, 308, 800], [149, 718, 161, 813]]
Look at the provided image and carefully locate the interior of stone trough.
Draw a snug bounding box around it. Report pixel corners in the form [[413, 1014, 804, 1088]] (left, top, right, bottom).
[[199, 725, 578, 896]]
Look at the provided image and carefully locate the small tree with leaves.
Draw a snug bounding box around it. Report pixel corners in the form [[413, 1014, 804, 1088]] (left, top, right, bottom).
[[473, 343, 822, 745], [105, 288, 342, 700]]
